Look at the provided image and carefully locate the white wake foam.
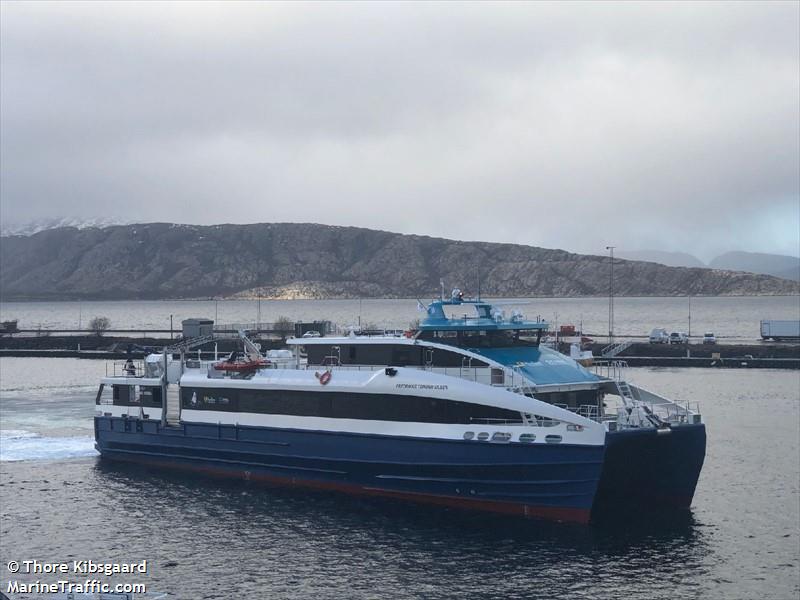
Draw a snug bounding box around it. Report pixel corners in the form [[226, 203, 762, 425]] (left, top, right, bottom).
[[0, 429, 41, 440], [0, 430, 98, 462]]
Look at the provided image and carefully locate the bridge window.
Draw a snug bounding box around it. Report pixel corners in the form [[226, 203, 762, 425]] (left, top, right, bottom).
[[140, 386, 162, 407], [112, 385, 132, 405]]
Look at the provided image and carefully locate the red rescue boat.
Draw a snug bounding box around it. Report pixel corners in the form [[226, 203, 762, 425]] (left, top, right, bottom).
[[213, 358, 270, 372]]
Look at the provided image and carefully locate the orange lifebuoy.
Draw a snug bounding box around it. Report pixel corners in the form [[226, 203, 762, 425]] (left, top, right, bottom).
[[319, 370, 332, 385]]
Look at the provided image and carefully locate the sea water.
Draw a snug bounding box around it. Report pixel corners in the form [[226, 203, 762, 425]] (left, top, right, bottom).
[[1, 356, 798, 599], [2, 295, 799, 339]]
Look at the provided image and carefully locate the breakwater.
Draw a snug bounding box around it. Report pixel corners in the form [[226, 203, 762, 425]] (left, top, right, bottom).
[[586, 341, 799, 369], [1, 335, 797, 368]]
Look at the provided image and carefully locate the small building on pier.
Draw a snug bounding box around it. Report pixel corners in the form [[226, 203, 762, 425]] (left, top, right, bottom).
[[182, 318, 214, 339]]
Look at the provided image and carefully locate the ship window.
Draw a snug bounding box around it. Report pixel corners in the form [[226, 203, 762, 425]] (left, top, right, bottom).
[[434, 331, 458, 340], [185, 387, 524, 425], [181, 388, 238, 412], [112, 385, 132, 405], [537, 389, 601, 410], [309, 342, 482, 368], [129, 386, 141, 404], [491, 368, 504, 385], [390, 348, 416, 366], [140, 386, 162, 407]]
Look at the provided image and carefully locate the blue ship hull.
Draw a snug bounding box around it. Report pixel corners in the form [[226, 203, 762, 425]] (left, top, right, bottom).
[[93, 417, 705, 523], [95, 416, 603, 522], [593, 423, 707, 513]]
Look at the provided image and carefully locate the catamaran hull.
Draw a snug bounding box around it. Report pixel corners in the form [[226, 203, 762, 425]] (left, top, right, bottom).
[[592, 423, 706, 513], [94, 416, 603, 523], [94, 417, 705, 523]]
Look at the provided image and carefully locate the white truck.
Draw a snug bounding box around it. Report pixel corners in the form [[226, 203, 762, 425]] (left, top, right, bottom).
[[760, 320, 800, 341]]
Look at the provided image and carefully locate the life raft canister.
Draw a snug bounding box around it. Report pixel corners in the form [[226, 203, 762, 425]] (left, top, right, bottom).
[[315, 370, 332, 385]]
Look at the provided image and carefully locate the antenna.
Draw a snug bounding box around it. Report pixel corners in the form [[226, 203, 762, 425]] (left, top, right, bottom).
[[477, 271, 481, 301], [605, 245, 616, 343], [440, 279, 444, 301]]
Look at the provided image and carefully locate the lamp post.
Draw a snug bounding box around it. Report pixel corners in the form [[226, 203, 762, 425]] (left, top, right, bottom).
[[605, 246, 616, 343]]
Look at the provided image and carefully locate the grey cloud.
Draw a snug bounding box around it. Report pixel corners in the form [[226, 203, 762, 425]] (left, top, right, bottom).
[[1, 0, 798, 261]]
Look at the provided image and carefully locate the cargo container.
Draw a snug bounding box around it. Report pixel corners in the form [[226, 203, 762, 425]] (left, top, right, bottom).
[[760, 320, 800, 341]]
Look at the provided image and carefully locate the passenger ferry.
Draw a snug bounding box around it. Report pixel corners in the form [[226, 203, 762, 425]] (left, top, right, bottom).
[[93, 291, 706, 523]]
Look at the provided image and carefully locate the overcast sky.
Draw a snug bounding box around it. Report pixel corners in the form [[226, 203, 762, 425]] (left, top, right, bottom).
[[1, 0, 798, 260]]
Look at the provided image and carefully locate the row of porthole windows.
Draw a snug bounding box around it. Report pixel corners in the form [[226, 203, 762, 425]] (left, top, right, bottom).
[[462, 431, 563, 444]]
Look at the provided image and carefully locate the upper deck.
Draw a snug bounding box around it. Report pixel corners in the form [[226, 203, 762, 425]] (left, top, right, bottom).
[[288, 335, 599, 387], [283, 292, 600, 387], [418, 294, 549, 334]]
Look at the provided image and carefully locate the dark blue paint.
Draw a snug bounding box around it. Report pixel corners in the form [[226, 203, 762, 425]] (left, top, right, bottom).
[[95, 417, 706, 519], [96, 417, 604, 513], [594, 424, 707, 512]]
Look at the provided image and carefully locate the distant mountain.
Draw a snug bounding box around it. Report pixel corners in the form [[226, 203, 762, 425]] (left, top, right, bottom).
[[615, 250, 705, 268], [709, 251, 800, 281], [777, 266, 800, 281], [616, 249, 800, 283], [0, 217, 129, 238], [1, 223, 797, 300]]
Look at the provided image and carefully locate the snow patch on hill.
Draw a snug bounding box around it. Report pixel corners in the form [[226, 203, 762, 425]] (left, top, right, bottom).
[[0, 217, 130, 237]]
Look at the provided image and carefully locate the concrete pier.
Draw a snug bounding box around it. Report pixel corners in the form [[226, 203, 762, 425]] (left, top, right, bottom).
[[0, 335, 797, 368]]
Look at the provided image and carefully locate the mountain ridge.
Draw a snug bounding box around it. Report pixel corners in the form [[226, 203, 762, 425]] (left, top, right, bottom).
[[1, 222, 798, 300], [708, 251, 800, 281], [617, 249, 799, 281]]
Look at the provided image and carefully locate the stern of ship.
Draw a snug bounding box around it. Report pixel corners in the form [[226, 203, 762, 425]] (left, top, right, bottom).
[[592, 423, 706, 517]]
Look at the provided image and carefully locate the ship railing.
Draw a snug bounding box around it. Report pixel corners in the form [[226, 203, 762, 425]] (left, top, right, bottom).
[[576, 404, 602, 420], [601, 386, 702, 427], [549, 402, 604, 423], [630, 384, 702, 424], [468, 417, 526, 425], [643, 399, 702, 425], [213, 322, 294, 335], [592, 360, 628, 381], [105, 359, 146, 378]]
